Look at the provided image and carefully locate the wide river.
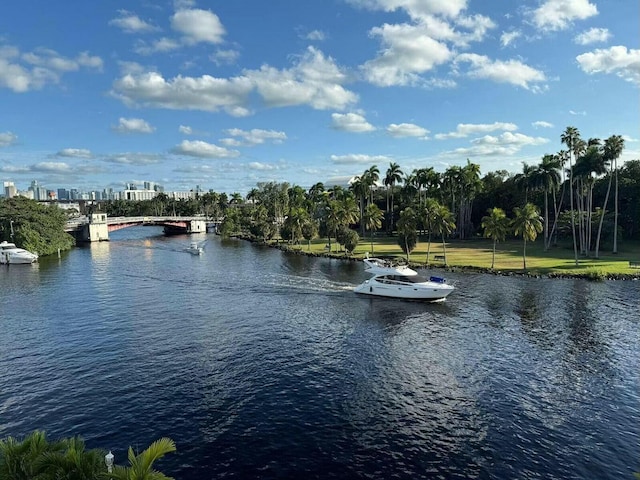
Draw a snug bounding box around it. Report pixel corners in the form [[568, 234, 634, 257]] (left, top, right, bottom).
[[1, 227, 638, 479]]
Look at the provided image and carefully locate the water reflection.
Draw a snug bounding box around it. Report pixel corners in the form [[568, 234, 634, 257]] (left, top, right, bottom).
[[1, 232, 639, 479]]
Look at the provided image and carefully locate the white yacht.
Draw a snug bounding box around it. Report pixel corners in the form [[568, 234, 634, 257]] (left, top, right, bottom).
[[0, 241, 39, 264], [186, 240, 205, 255], [354, 256, 454, 301]]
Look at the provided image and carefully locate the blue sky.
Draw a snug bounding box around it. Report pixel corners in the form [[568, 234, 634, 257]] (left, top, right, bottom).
[[1, 0, 638, 195]]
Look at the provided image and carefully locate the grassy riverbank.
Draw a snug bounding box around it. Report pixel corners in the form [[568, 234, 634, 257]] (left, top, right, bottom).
[[267, 235, 640, 279]]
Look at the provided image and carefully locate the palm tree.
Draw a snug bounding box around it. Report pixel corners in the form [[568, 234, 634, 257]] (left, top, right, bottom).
[[594, 135, 625, 258], [384, 162, 403, 231], [108, 437, 176, 480], [420, 197, 440, 265], [512, 203, 543, 271], [364, 165, 380, 205], [441, 166, 461, 215], [35, 436, 106, 480], [308, 182, 325, 203], [603, 135, 625, 253], [362, 203, 383, 254], [561, 126, 580, 266], [396, 207, 418, 262], [537, 154, 561, 250], [230, 192, 243, 205], [246, 187, 260, 205], [0, 430, 62, 480], [574, 143, 607, 255], [323, 199, 341, 253], [514, 162, 538, 204], [302, 218, 319, 250], [349, 176, 367, 235], [481, 207, 510, 270], [431, 204, 456, 265], [458, 161, 482, 240], [284, 207, 309, 246]]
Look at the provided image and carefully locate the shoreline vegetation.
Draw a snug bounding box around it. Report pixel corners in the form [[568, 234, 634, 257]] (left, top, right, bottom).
[[231, 234, 640, 281]]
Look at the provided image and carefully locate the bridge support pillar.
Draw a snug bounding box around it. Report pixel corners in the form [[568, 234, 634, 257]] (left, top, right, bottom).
[[189, 220, 207, 233], [80, 213, 109, 242]]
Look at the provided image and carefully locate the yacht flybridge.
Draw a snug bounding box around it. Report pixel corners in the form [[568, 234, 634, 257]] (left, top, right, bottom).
[[354, 256, 454, 301]]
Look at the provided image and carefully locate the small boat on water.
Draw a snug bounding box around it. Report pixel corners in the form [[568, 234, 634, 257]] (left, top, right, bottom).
[[354, 256, 454, 301], [0, 241, 39, 264], [186, 240, 205, 255]]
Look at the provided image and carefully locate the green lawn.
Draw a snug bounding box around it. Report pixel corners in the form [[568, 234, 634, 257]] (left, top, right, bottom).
[[279, 235, 640, 277]]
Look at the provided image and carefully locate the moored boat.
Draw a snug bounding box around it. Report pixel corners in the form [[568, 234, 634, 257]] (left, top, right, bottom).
[[354, 256, 454, 301], [0, 241, 39, 264]]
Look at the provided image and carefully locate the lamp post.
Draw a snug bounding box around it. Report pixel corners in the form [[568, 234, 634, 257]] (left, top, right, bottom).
[[105, 451, 114, 473]]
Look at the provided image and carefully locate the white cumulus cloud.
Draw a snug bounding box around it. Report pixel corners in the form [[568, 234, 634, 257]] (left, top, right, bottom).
[[171, 140, 240, 158], [574, 27, 611, 45], [113, 117, 155, 134], [531, 0, 598, 31], [111, 72, 253, 116], [0, 132, 18, 147], [387, 123, 429, 138], [346, 0, 468, 20], [223, 128, 287, 146], [532, 121, 554, 128], [0, 46, 102, 92], [454, 54, 547, 91], [576, 45, 640, 85], [435, 122, 518, 140], [362, 23, 452, 86], [171, 8, 226, 44], [500, 30, 521, 47], [247, 47, 358, 110], [109, 10, 158, 33], [56, 148, 93, 158], [330, 154, 393, 164], [331, 113, 376, 133], [249, 162, 278, 171]]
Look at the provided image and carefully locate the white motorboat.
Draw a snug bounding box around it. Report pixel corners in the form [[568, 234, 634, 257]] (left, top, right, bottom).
[[0, 241, 39, 264], [186, 240, 205, 255], [354, 256, 454, 301]]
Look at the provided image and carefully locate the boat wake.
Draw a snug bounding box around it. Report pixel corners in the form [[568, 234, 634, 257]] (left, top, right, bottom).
[[258, 273, 355, 294]]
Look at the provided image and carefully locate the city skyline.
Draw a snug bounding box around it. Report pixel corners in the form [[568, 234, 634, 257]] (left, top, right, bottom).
[[1, 0, 638, 195]]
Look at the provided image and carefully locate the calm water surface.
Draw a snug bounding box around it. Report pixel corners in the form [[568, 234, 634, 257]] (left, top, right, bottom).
[[1, 227, 639, 479]]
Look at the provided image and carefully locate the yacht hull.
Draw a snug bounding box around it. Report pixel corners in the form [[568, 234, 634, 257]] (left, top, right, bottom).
[[354, 280, 454, 300]]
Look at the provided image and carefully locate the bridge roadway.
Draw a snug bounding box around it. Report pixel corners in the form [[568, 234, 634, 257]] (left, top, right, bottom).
[[65, 215, 216, 241], [65, 215, 211, 231], [104, 216, 207, 232]]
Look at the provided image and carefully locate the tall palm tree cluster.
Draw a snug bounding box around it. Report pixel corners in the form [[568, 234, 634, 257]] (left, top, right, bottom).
[[0, 430, 176, 480], [101, 126, 637, 263]]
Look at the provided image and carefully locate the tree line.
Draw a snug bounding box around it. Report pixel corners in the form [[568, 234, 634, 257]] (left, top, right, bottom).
[[0, 196, 75, 256], [98, 126, 638, 265]]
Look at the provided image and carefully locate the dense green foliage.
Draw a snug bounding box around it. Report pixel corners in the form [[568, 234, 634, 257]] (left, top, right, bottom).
[[0, 431, 175, 480], [0, 197, 74, 256]]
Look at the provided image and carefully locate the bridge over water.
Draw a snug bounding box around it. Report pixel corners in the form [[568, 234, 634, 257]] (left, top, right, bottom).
[[66, 214, 212, 242]]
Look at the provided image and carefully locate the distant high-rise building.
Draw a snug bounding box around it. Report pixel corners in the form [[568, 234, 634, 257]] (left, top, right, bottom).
[[3, 181, 17, 198], [70, 189, 79, 200], [57, 188, 70, 200], [28, 180, 47, 201]]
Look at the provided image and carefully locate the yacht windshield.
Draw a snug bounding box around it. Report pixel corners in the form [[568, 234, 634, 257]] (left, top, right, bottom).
[[377, 274, 428, 284]]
